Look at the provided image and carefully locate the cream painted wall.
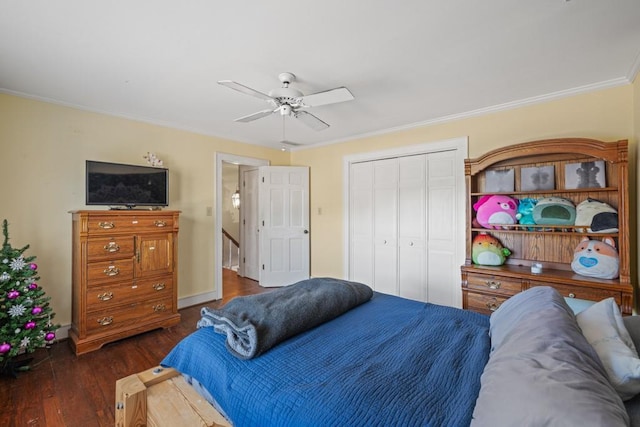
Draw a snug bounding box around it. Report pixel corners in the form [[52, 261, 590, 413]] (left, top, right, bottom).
[[291, 85, 636, 281], [0, 93, 289, 328]]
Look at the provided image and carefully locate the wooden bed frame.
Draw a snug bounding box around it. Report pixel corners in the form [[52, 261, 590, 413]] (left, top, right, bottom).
[[115, 365, 230, 427]]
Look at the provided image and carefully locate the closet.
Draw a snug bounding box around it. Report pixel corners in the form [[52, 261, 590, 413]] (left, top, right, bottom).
[[349, 149, 460, 306]]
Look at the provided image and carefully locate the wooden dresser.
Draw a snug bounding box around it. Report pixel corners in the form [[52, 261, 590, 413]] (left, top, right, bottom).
[[461, 138, 633, 315], [69, 210, 181, 355]]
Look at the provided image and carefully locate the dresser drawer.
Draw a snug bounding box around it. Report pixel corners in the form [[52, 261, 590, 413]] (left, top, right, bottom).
[[465, 273, 522, 296], [466, 292, 509, 315], [87, 236, 134, 261], [85, 297, 174, 335], [530, 281, 621, 305], [87, 215, 174, 234], [86, 277, 174, 312], [87, 259, 134, 285]]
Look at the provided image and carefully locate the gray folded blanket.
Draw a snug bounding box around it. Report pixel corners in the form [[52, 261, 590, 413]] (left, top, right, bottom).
[[197, 277, 373, 359]]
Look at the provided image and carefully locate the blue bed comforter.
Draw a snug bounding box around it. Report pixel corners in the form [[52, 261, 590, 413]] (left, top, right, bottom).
[[162, 292, 490, 427]]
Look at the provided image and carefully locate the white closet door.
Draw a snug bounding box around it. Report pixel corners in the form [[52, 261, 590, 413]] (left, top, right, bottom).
[[373, 158, 398, 295], [426, 150, 459, 307], [349, 162, 374, 286], [398, 155, 426, 301]]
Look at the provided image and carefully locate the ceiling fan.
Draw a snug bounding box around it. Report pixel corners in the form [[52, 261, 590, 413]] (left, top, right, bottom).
[[218, 72, 354, 131]]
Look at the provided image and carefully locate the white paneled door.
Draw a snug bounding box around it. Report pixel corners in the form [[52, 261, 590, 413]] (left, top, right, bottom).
[[259, 166, 310, 287], [349, 149, 460, 307], [425, 150, 459, 307], [398, 155, 426, 301], [240, 167, 260, 281], [349, 162, 374, 287], [373, 158, 399, 295]]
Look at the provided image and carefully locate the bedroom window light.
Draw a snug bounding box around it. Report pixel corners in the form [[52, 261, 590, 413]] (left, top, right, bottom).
[[232, 189, 240, 209]]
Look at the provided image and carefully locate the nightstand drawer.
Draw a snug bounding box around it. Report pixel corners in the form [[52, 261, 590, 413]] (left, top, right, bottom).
[[86, 277, 174, 312], [87, 237, 134, 261], [87, 259, 134, 285], [85, 297, 174, 335], [466, 292, 509, 315], [466, 273, 522, 296], [530, 282, 621, 305]]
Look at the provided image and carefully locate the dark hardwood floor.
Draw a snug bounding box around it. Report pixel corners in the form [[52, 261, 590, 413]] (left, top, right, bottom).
[[0, 269, 268, 427]]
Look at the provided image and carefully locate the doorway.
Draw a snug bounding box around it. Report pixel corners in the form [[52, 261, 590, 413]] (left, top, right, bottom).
[[215, 153, 269, 300]]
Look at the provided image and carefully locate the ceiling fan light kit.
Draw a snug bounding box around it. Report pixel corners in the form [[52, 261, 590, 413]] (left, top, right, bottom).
[[218, 72, 354, 136]]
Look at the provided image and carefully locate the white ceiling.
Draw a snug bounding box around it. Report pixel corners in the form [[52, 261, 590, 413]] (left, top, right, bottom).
[[1, 1, 639, 150]]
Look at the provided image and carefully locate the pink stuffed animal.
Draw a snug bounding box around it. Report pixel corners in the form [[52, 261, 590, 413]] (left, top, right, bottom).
[[473, 195, 518, 229]]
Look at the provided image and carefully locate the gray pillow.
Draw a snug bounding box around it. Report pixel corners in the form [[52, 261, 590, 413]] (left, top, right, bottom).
[[472, 286, 629, 426], [488, 285, 574, 351], [624, 316, 640, 352]]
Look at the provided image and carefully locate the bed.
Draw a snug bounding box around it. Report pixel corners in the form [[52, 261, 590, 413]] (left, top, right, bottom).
[[118, 278, 640, 426]]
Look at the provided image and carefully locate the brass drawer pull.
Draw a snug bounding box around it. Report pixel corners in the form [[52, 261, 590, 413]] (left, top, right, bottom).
[[486, 298, 500, 312], [97, 292, 114, 301], [103, 241, 120, 253], [97, 316, 113, 326], [153, 304, 166, 312], [153, 282, 166, 291], [154, 220, 167, 228], [485, 280, 501, 290], [103, 266, 120, 276], [568, 293, 576, 298], [98, 221, 115, 229]]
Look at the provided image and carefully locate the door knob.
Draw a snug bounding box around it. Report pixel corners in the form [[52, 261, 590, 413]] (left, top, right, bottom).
[[304, 230, 309, 234]]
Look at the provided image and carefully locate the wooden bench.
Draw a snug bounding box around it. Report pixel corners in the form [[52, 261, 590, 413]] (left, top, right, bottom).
[[115, 366, 231, 427]]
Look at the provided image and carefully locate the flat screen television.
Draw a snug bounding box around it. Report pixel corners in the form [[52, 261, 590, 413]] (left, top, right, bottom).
[[86, 160, 169, 208]]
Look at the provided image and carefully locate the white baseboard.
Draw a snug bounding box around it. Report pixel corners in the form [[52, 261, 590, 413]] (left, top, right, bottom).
[[56, 323, 71, 340], [177, 291, 220, 309]]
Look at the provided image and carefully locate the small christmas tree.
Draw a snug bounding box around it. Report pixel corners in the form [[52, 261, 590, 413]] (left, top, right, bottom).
[[0, 219, 59, 376]]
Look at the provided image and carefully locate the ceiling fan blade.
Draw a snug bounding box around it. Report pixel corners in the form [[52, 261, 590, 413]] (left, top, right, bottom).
[[218, 80, 274, 102], [300, 87, 354, 107], [235, 109, 276, 123], [295, 110, 329, 131], [280, 140, 304, 147]]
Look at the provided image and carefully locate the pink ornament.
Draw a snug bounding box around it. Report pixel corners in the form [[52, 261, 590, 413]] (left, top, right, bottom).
[[29, 283, 38, 290], [45, 332, 56, 341], [0, 343, 11, 353], [29, 263, 37, 270], [7, 290, 20, 299], [25, 321, 36, 330], [31, 306, 43, 315]]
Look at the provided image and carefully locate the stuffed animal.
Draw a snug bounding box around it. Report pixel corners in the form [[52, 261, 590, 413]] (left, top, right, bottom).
[[472, 233, 511, 266], [574, 198, 618, 233], [571, 237, 619, 279], [532, 197, 576, 225], [473, 195, 518, 229], [515, 198, 537, 230]]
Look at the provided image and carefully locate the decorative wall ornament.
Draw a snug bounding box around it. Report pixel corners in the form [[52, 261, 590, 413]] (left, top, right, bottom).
[[143, 152, 164, 167]]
